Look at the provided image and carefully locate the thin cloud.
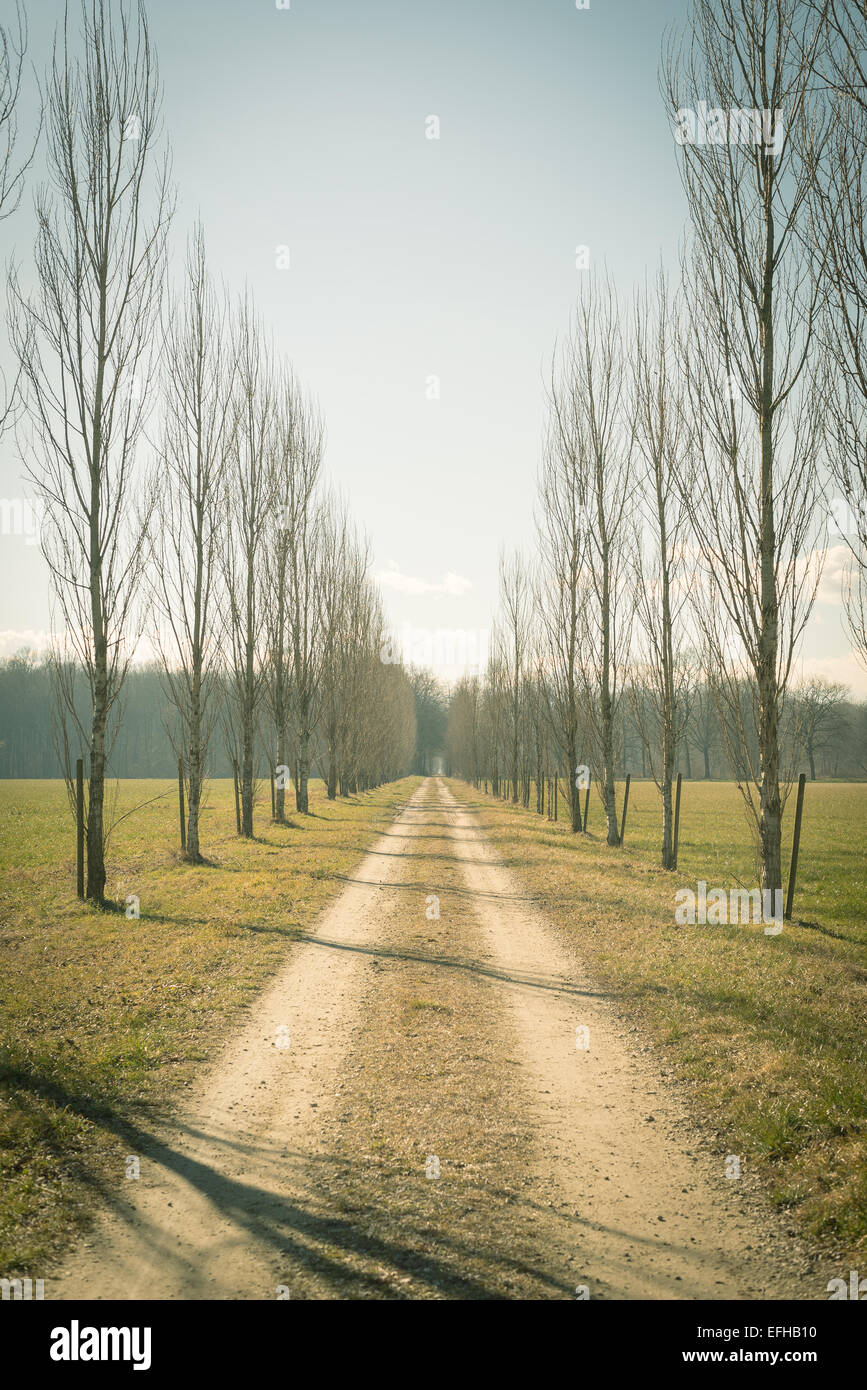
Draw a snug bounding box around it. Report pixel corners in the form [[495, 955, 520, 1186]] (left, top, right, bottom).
[[0, 629, 52, 658], [375, 563, 473, 597], [794, 652, 867, 699]]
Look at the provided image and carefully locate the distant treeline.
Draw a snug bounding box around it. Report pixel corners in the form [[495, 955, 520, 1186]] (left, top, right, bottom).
[[445, 665, 867, 788], [621, 687, 867, 783], [0, 653, 413, 782], [2, 652, 865, 782], [0, 655, 224, 779]]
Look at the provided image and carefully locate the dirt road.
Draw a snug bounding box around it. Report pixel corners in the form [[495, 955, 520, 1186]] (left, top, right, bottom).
[[51, 778, 818, 1299]]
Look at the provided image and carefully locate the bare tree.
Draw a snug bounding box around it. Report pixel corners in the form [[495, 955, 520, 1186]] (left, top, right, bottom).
[[811, 0, 867, 107], [151, 224, 236, 861], [812, 6, 867, 667], [483, 632, 506, 797], [317, 495, 366, 799], [222, 296, 276, 838], [354, 592, 417, 790], [497, 549, 531, 803], [630, 269, 695, 866], [0, 1, 36, 216], [791, 675, 848, 779], [10, 0, 172, 901], [550, 274, 634, 845], [340, 576, 400, 792], [525, 627, 549, 811], [1, 0, 41, 428], [364, 650, 416, 787], [664, 0, 828, 898], [264, 367, 298, 824], [284, 394, 324, 814], [446, 674, 482, 787], [689, 675, 721, 779], [535, 422, 587, 832]]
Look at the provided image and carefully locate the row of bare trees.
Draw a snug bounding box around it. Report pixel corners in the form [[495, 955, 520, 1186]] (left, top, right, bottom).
[[3, 1, 415, 899], [448, 0, 867, 899]]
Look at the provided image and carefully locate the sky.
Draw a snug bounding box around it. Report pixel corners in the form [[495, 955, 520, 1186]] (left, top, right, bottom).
[[0, 0, 862, 694]]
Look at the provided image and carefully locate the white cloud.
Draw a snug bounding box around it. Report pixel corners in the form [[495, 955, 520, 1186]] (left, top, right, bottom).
[[375, 563, 473, 597], [0, 629, 166, 666], [0, 629, 52, 658], [792, 651, 867, 699]]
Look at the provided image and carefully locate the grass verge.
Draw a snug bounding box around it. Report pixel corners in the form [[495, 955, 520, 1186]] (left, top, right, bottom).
[[0, 775, 420, 1275], [451, 777, 867, 1263]]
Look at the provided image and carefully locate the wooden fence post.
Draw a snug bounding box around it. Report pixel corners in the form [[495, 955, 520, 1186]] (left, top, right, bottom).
[[785, 773, 807, 922], [178, 758, 186, 852], [619, 774, 631, 845], [672, 772, 683, 869], [76, 757, 85, 898]]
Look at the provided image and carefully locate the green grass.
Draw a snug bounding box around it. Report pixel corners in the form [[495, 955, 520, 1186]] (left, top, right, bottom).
[[2, 773, 863, 1277], [458, 778, 867, 1261], [610, 778, 865, 933], [0, 775, 420, 1276]]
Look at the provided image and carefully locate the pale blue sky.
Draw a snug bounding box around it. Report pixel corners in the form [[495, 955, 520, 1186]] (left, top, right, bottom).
[[0, 0, 860, 693]]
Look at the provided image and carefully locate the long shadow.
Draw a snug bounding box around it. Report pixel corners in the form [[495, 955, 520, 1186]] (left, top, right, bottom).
[[7, 1066, 572, 1300], [355, 847, 505, 867], [289, 931, 606, 999], [396, 816, 464, 824], [796, 918, 861, 945], [133, 913, 301, 938], [100, 1132, 538, 1300], [321, 872, 541, 905], [378, 831, 484, 842], [245, 838, 372, 854], [15, 1063, 726, 1301]]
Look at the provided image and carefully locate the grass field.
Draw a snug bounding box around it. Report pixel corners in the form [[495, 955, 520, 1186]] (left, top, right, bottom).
[[0, 776, 420, 1275], [1, 772, 864, 1279], [458, 777, 867, 1261]]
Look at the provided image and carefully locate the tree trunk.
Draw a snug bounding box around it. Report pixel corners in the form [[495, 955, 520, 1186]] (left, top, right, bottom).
[[187, 662, 203, 862], [600, 581, 618, 844], [241, 715, 254, 838], [757, 181, 782, 899], [86, 700, 107, 902], [296, 736, 310, 813], [661, 723, 675, 870], [275, 719, 289, 822]]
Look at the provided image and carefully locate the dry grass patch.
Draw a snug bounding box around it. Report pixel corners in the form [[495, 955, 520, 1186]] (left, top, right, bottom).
[[451, 778, 867, 1263], [0, 775, 420, 1274]]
